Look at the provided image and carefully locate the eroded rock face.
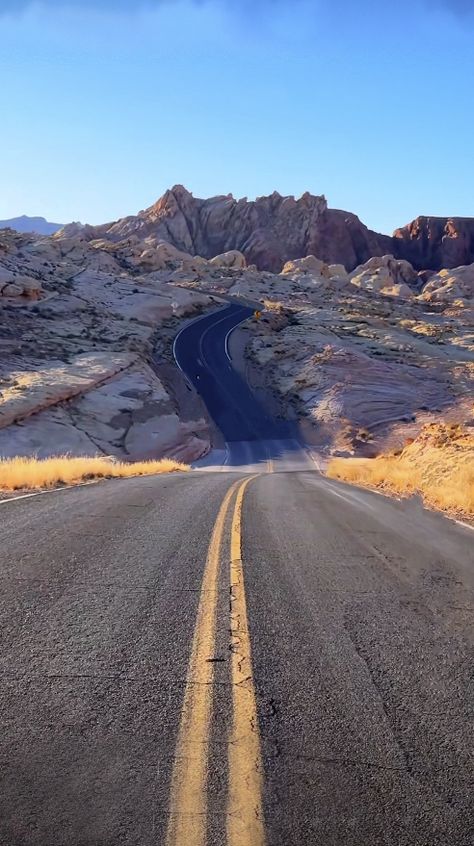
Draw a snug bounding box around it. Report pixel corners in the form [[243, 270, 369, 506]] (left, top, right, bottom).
[[350, 255, 418, 298], [0, 228, 214, 463], [1, 220, 472, 467], [66, 186, 392, 273], [0, 362, 209, 463], [393, 216, 474, 270], [19, 193, 474, 275], [0, 275, 43, 299], [419, 264, 474, 305]]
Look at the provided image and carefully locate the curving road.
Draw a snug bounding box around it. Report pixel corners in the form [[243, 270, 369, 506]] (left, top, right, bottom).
[[173, 303, 317, 472], [0, 305, 473, 846]]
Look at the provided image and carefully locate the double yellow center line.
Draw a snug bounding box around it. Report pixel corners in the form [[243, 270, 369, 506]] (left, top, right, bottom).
[[166, 476, 266, 846]]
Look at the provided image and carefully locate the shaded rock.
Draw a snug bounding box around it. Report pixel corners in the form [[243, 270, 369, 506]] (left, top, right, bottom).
[[0, 268, 15, 285], [393, 216, 474, 270], [209, 250, 246, 269], [328, 264, 348, 278], [14, 276, 43, 299], [282, 255, 329, 276], [67, 186, 392, 273], [2, 284, 23, 297], [350, 255, 417, 297], [420, 265, 474, 304]]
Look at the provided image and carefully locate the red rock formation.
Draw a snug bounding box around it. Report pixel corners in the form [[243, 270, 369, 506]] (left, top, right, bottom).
[[393, 216, 474, 270], [57, 187, 474, 274], [83, 186, 392, 273]]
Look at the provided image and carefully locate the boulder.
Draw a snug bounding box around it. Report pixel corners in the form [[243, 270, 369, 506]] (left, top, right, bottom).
[[209, 250, 246, 269], [419, 264, 474, 303], [381, 282, 413, 299], [328, 264, 348, 278], [281, 255, 330, 277], [140, 242, 195, 269], [2, 283, 23, 297], [350, 255, 417, 297], [0, 268, 15, 285], [14, 276, 43, 299]]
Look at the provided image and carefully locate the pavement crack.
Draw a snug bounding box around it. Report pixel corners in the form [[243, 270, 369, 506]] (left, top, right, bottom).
[[343, 619, 416, 776]]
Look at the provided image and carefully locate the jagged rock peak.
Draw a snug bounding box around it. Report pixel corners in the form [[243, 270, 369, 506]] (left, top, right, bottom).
[[64, 187, 390, 272]]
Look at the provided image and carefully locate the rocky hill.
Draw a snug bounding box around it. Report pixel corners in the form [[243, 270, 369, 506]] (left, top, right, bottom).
[[57, 187, 474, 274], [174, 252, 473, 459], [1, 203, 472, 472], [58, 186, 392, 273], [0, 231, 219, 464], [393, 216, 474, 271]]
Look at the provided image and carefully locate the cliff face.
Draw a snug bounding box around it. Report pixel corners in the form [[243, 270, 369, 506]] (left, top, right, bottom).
[[393, 216, 474, 270], [57, 188, 474, 273], [83, 186, 392, 273]]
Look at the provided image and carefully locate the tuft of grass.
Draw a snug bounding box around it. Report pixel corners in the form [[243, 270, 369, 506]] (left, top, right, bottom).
[[327, 456, 422, 493], [0, 455, 189, 492], [429, 465, 474, 515], [327, 425, 474, 518]]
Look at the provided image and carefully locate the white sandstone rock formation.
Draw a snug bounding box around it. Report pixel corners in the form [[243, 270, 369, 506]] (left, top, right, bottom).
[[209, 250, 247, 269], [419, 265, 474, 305], [1, 224, 472, 466], [0, 228, 214, 463], [282, 255, 330, 277], [350, 255, 418, 298], [0, 362, 208, 463]]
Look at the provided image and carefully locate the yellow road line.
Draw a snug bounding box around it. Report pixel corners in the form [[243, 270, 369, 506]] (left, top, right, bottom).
[[166, 478, 241, 846], [227, 476, 266, 846]]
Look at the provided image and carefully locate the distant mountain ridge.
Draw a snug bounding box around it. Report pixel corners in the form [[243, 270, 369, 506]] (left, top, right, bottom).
[[0, 215, 63, 236]]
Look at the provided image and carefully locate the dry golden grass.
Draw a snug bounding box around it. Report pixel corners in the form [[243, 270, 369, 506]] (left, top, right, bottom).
[[429, 465, 474, 515], [0, 455, 189, 491], [327, 423, 474, 518]]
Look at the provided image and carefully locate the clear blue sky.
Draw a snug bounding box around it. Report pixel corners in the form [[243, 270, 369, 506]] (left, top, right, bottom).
[[1, 0, 473, 233]]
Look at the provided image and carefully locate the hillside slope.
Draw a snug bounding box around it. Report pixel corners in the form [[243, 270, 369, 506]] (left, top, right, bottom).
[[327, 423, 474, 519]]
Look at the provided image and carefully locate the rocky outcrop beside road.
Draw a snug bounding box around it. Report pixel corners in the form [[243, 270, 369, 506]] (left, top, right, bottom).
[[182, 251, 473, 457], [0, 229, 215, 462], [1, 212, 472, 465]]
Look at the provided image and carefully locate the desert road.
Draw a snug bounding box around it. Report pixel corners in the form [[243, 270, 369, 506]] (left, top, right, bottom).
[[1, 307, 474, 845], [173, 303, 318, 472]]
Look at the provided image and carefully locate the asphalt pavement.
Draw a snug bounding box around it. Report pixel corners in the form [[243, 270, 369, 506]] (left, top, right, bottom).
[[0, 304, 473, 845], [173, 303, 317, 472]]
